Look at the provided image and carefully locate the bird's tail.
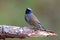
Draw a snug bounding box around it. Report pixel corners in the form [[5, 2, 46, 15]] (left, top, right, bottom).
[[37, 23, 46, 30]]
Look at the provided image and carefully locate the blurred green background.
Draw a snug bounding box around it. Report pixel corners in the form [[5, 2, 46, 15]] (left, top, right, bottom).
[[0, 0, 60, 40]]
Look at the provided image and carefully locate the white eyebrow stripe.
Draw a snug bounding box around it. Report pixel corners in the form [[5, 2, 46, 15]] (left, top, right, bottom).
[[27, 8, 32, 10]]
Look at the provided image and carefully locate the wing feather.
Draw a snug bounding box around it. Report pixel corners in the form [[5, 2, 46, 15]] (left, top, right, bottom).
[[30, 14, 40, 27]]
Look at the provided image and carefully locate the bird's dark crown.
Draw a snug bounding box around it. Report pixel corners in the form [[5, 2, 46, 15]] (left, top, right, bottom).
[[25, 8, 32, 14]]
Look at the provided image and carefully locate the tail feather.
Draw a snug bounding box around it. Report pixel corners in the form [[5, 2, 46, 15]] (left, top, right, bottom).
[[37, 23, 46, 30]]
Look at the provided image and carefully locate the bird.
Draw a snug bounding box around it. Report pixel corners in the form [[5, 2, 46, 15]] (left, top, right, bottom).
[[24, 8, 46, 30]]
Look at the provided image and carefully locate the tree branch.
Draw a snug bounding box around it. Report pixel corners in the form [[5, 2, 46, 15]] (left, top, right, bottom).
[[0, 25, 57, 40]]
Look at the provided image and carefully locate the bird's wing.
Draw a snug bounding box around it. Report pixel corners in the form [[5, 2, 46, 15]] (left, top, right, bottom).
[[30, 14, 40, 27]]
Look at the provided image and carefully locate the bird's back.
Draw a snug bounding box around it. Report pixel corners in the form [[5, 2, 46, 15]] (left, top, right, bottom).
[[25, 13, 40, 27]]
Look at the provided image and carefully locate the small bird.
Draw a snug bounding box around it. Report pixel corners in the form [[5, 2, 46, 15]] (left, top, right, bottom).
[[24, 8, 45, 30]]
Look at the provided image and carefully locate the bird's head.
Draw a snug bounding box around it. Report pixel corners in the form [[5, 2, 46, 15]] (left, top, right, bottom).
[[25, 8, 32, 14]]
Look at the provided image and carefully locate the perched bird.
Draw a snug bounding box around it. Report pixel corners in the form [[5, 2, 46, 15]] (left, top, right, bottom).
[[24, 8, 45, 30]]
